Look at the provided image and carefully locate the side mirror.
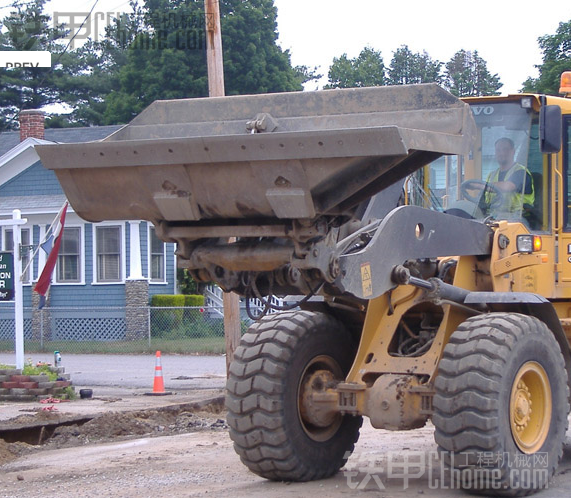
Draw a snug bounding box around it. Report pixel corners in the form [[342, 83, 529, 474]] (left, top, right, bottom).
[[540, 105, 562, 154]]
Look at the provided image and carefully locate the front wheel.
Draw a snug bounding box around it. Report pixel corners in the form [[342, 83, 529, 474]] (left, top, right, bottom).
[[226, 310, 362, 481], [433, 313, 569, 496]]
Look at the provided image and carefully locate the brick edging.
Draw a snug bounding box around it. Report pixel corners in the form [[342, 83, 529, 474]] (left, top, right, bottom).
[[0, 367, 73, 402]]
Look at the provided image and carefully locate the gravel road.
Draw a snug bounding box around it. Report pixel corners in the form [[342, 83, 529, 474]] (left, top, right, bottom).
[[1, 353, 571, 497], [1, 413, 571, 498]]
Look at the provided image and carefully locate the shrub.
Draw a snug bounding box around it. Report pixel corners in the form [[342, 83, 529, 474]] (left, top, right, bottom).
[[151, 295, 186, 307], [184, 294, 204, 307], [150, 294, 205, 338]]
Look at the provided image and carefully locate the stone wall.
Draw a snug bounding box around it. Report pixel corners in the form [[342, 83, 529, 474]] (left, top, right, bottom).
[[31, 290, 52, 342], [125, 279, 149, 341]]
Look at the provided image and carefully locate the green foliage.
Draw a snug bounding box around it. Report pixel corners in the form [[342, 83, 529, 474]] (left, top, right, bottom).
[[150, 294, 205, 339], [150, 306, 222, 339], [103, 0, 302, 123], [184, 294, 204, 307], [176, 268, 206, 295], [325, 45, 501, 96], [522, 19, 571, 95], [59, 386, 77, 400], [22, 363, 58, 381], [443, 50, 502, 97], [387, 45, 442, 85], [325, 47, 385, 89], [0, 0, 74, 130], [220, 0, 302, 95], [0, 0, 302, 128], [151, 294, 185, 307], [294, 65, 322, 87], [0, 338, 227, 354]]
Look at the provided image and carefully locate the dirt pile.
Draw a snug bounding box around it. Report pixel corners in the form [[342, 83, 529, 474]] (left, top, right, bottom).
[[0, 398, 227, 463], [43, 408, 227, 449], [0, 440, 17, 465]]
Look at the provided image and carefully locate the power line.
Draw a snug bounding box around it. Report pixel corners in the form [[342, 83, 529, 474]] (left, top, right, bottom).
[[37, 0, 100, 90], [53, 0, 101, 60]]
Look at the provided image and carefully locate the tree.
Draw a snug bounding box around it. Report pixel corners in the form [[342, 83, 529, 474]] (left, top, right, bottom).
[[103, 0, 303, 123], [325, 47, 385, 89], [387, 45, 442, 85], [48, 1, 147, 126], [522, 19, 571, 95], [219, 0, 303, 95], [1, 0, 304, 127], [444, 50, 502, 97], [294, 64, 322, 88], [0, 0, 73, 130]]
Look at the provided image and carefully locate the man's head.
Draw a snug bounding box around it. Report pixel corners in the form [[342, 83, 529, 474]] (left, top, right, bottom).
[[495, 137, 516, 170]]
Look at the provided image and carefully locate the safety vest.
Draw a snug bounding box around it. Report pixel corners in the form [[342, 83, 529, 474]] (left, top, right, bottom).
[[485, 163, 535, 213]]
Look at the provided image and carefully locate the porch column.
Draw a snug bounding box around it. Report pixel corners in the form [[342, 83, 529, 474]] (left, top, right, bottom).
[[127, 221, 143, 280]]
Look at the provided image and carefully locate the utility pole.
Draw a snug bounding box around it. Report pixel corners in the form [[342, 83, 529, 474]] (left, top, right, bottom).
[[204, 0, 240, 375], [205, 0, 225, 97]]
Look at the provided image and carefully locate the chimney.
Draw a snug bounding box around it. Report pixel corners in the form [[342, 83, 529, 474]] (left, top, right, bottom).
[[19, 109, 45, 141]]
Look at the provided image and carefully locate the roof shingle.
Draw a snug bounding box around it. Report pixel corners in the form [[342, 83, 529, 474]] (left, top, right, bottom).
[[0, 125, 124, 157]]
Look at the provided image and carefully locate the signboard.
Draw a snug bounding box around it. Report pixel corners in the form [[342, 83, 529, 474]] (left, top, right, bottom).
[[0, 252, 14, 301]]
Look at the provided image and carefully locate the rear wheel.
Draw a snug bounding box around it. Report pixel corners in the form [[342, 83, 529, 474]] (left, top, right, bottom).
[[226, 310, 362, 481], [433, 313, 569, 496]]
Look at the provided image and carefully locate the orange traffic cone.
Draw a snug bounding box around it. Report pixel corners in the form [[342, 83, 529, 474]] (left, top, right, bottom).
[[145, 351, 172, 396]]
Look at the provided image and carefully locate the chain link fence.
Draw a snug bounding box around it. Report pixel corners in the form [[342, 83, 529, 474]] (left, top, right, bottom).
[[0, 305, 255, 355]]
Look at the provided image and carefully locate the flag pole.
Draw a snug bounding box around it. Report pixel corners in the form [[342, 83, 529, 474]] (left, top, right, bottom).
[[13, 210, 24, 369], [21, 201, 68, 279]]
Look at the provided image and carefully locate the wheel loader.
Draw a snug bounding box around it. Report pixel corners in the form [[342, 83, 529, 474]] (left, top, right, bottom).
[[37, 73, 571, 495]]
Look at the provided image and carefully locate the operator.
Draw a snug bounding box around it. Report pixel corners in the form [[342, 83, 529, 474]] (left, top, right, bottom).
[[481, 137, 534, 215]]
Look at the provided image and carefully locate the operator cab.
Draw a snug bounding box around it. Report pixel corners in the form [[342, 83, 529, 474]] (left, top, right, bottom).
[[427, 98, 547, 230]]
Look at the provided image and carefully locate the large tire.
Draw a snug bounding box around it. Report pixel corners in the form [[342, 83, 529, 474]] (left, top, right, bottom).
[[433, 313, 570, 496], [226, 310, 363, 481]]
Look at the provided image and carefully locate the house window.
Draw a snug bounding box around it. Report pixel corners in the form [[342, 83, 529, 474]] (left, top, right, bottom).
[[56, 227, 81, 283], [149, 226, 165, 282], [96, 225, 122, 282], [4, 229, 31, 283]]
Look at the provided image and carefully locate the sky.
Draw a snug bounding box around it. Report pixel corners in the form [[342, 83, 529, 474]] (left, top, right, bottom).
[[1, 0, 569, 94]]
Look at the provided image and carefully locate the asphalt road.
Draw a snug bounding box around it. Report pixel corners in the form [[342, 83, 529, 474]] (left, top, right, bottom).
[[0, 352, 227, 392]]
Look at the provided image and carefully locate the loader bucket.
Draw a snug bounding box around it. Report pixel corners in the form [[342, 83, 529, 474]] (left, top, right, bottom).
[[36, 84, 474, 226]]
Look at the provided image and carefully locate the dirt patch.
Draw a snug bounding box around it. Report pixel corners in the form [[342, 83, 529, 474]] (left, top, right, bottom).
[[0, 440, 17, 465], [1, 409, 62, 428], [43, 408, 228, 450], [0, 398, 227, 460]]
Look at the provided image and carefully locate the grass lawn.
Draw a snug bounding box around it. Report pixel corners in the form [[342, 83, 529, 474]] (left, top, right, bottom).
[[0, 336, 226, 355]]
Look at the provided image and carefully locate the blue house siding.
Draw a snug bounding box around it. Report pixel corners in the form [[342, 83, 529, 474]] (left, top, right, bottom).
[[49, 223, 126, 307], [148, 242, 176, 298], [166, 244, 175, 291], [32, 225, 38, 279], [0, 161, 63, 197], [49, 285, 126, 307], [46, 221, 175, 306], [85, 223, 93, 284]]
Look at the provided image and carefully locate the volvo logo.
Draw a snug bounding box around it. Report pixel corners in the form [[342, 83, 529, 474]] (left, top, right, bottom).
[[472, 106, 494, 116]]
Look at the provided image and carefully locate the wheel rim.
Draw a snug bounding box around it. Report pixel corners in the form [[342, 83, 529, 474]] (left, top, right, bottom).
[[298, 355, 343, 442], [509, 361, 552, 454]]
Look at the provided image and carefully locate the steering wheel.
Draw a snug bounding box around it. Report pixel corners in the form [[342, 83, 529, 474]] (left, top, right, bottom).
[[460, 179, 505, 209]]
